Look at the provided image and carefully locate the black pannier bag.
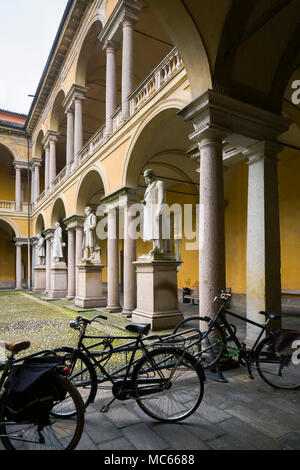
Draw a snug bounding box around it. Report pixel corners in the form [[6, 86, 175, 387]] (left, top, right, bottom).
[[4, 356, 67, 429]]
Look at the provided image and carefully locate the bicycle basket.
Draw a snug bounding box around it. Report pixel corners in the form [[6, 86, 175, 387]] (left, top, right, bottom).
[[273, 329, 300, 355], [3, 356, 66, 429]]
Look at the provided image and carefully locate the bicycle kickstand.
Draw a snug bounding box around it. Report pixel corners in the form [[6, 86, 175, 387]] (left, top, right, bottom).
[[100, 397, 116, 413]]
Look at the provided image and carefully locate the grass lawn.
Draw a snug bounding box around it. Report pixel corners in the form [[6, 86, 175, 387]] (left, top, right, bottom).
[[0, 292, 131, 362]]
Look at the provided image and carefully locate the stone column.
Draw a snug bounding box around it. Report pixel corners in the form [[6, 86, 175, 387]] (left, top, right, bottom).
[[74, 98, 84, 165], [245, 141, 282, 342], [34, 162, 41, 202], [197, 131, 226, 318], [44, 145, 50, 196], [15, 242, 22, 290], [15, 166, 22, 212], [67, 228, 76, 299], [122, 19, 135, 120], [44, 230, 53, 293], [122, 205, 136, 315], [106, 207, 122, 312], [105, 41, 118, 136], [49, 136, 57, 193], [75, 224, 84, 296], [66, 108, 74, 173]]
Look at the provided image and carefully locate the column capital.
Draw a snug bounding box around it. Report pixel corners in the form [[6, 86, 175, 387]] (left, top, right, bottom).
[[31, 158, 42, 169], [13, 160, 28, 171], [42, 130, 60, 148], [14, 238, 27, 246], [103, 39, 119, 53], [43, 228, 55, 240], [63, 214, 85, 230], [243, 140, 283, 165], [179, 89, 292, 149], [99, 0, 142, 46], [62, 84, 88, 112]]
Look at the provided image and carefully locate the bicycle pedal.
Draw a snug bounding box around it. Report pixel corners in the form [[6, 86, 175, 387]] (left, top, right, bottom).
[[100, 405, 110, 413]]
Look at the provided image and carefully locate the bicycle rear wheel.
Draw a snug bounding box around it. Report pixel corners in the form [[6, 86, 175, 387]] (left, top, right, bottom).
[[0, 375, 84, 450], [131, 347, 204, 423], [256, 338, 300, 390], [173, 316, 225, 368], [54, 348, 97, 413]]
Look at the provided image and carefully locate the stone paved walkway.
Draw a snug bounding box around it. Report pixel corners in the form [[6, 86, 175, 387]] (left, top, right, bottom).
[[74, 365, 300, 451]]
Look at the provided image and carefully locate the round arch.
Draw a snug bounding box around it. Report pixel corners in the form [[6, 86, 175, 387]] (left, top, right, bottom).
[[74, 19, 103, 87], [50, 89, 66, 132], [74, 166, 106, 214], [50, 197, 67, 228], [144, 0, 212, 99], [0, 216, 20, 238], [0, 140, 17, 161], [35, 213, 46, 236], [123, 100, 194, 188], [32, 129, 45, 160]]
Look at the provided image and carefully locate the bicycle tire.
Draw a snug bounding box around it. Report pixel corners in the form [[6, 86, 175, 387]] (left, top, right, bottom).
[[255, 337, 300, 390], [131, 346, 204, 423], [53, 347, 98, 413], [0, 375, 85, 450], [173, 316, 225, 368]]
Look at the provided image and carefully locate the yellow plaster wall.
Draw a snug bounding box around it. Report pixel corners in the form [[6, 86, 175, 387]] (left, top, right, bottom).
[[0, 230, 15, 281], [0, 162, 15, 201], [278, 148, 300, 290], [102, 139, 130, 192], [105, 0, 118, 19]]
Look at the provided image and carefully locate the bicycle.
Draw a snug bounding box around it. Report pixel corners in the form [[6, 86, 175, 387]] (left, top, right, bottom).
[[0, 340, 85, 450], [54, 316, 205, 423], [173, 291, 300, 390]]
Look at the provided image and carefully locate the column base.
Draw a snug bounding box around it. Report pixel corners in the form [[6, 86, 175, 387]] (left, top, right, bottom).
[[105, 306, 123, 313], [74, 262, 106, 309], [132, 259, 183, 331]]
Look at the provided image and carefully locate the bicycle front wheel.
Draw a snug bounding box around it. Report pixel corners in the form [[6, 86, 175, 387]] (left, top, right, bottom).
[[173, 316, 225, 369], [256, 338, 300, 390], [131, 347, 204, 423], [0, 375, 85, 451]]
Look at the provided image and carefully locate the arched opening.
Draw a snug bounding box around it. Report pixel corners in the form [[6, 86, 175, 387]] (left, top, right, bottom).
[[50, 90, 67, 174], [33, 130, 45, 195], [0, 143, 15, 204], [51, 197, 67, 262], [0, 219, 17, 289], [35, 213, 45, 236], [125, 107, 201, 290]]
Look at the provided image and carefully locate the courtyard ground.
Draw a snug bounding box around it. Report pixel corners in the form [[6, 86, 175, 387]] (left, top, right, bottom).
[[0, 291, 299, 450]]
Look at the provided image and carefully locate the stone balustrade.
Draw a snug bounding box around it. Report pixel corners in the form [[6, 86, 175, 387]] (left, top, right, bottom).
[[0, 200, 32, 213]]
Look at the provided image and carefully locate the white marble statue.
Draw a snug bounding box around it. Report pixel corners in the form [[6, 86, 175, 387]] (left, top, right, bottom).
[[51, 222, 65, 263], [82, 206, 100, 262], [142, 169, 166, 254], [36, 234, 45, 266]]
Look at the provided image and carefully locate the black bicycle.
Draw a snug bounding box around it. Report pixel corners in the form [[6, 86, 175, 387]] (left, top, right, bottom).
[[173, 291, 300, 390], [0, 340, 85, 450], [54, 315, 205, 423]]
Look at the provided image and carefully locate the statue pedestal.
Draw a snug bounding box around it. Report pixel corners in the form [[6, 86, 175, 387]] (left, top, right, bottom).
[[75, 262, 106, 308], [132, 258, 183, 330], [48, 262, 68, 298], [33, 265, 46, 292]]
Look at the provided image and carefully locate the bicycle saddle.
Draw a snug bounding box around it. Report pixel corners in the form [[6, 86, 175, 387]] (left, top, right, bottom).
[[125, 324, 151, 336], [259, 311, 281, 321], [5, 340, 31, 353]]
